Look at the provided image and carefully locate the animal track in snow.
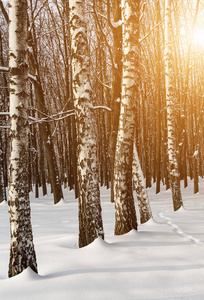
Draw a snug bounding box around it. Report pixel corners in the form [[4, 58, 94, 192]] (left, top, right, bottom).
[[158, 212, 204, 246]]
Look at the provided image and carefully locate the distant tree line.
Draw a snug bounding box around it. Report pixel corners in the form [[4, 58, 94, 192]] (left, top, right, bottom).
[[0, 0, 203, 277]]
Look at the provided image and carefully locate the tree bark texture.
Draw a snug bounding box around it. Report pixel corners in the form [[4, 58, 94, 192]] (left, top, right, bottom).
[[69, 0, 104, 247], [155, 0, 161, 194], [8, 0, 37, 277], [132, 144, 151, 224], [0, 25, 8, 202], [114, 0, 140, 235], [0, 134, 7, 203], [164, 0, 182, 211], [110, 0, 122, 203]]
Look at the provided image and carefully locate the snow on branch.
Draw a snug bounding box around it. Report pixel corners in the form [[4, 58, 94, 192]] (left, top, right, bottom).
[[28, 74, 38, 83], [0, 106, 111, 127], [111, 19, 122, 28], [0, 112, 9, 115], [0, 66, 38, 84], [0, 66, 9, 73], [93, 106, 111, 112], [97, 77, 111, 89], [29, 105, 111, 124]]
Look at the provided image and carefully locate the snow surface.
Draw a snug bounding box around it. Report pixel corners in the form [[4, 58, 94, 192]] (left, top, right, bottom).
[[1, 180, 204, 299]]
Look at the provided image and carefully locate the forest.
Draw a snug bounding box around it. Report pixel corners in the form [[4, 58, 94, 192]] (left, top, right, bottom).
[[0, 0, 204, 290]]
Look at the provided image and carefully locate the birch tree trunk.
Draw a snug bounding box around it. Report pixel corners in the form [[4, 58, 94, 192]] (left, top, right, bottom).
[[8, 0, 37, 277], [155, 0, 162, 194], [114, 0, 140, 235], [164, 0, 182, 211], [110, 0, 122, 203], [69, 0, 104, 248], [0, 135, 7, 203], [0, 20, 8, 203], [132, 144, 151, 224]]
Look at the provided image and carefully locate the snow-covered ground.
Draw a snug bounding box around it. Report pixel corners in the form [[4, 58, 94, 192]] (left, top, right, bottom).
[[1, 179, 204, 300]]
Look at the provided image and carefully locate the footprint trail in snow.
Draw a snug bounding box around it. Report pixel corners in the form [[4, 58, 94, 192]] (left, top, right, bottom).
[[158, 212, 204, 246]]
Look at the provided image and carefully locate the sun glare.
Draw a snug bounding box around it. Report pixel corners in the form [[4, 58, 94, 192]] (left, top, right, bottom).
[[180, 27, 186, 37], [193, 28, 204, 47]]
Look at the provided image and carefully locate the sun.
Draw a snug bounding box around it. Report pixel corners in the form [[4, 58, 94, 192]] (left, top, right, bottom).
[[193, 28, 204, 47]]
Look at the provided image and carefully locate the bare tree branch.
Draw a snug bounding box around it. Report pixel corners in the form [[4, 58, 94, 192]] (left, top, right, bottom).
[[92, 0, 115, 69], [0, 0, 9, 24]]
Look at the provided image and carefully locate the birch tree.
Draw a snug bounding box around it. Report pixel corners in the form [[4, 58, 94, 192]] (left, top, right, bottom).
[[69, 0, 104, 247], [114, 0, 140, 235], [164, 0, 182, 211], [132, 144, 151, 224], [0, 24, 7, 203], [8, 0, 37, 277], [0, 135, 6, 203], [109, 0, 122, 203]]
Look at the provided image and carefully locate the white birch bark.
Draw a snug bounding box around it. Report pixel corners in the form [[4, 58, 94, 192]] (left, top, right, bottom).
[[165, 0, 182, 211], [114, 0, 140, 235], [8, 0, 37, 277], [0, 136, 6, 203], [69, 0, 104, 247], [132, 144, 151, 224], [110, 0, 122, 203]]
